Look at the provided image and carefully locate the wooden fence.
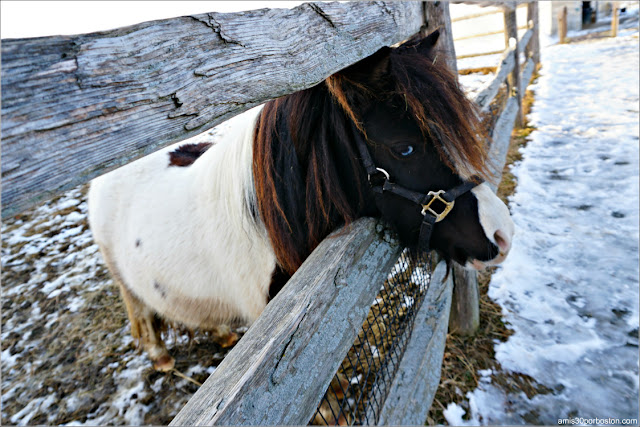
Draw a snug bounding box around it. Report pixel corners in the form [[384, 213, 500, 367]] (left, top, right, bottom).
[[558, 2, 623, 43], [448, 1, 540, 337], [1, 1, 540, 425]]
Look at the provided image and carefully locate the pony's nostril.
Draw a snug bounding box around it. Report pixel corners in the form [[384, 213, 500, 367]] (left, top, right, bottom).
[[494, 230, 511, 253]]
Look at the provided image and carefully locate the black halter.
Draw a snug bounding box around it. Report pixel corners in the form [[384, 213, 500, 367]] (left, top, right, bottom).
[[355, 136, 481, 254]]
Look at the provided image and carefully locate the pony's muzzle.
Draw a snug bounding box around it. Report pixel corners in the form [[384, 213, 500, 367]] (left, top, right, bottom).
[[494, 229, 511, 256], [467, 228, 513, 270]]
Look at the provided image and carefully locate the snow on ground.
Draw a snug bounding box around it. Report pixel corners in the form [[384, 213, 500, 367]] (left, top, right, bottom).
[[446, 31, 640, 426], [458, 71, 497, 101]]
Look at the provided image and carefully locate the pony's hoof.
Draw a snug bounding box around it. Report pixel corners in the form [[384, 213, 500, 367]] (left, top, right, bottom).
[[153, 354, 175, 372], [217, 332, 240, 348]]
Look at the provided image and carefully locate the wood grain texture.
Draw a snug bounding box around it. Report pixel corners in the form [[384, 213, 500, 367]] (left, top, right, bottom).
[[377, 261, 453, 425], [423, 2, 458, 74], [170, 218, 402, 426], [520, 57, 535, 96], [1, 1, 423, 218], [518, 28, 534, 58], [558, 6, 568, 44], [611, 2, 620, 37], [503, 9, 523, 128], [526, 2, 541, 64], [486, 53, 534, 193], [487, 96, 518, 193], [448, 263, 480, 335]]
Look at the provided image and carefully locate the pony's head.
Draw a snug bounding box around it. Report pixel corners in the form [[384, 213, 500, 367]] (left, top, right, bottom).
[[254, 30, 514, 275]]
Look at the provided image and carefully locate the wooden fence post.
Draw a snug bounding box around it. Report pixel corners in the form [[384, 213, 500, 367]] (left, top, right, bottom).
[[611, 2, 620, 37], [504, 7, 524, 128], [448, 264, 480, 334], [558, 6, 568, 44], [423, 1, 458, 75], [526, 1, 541, 64]]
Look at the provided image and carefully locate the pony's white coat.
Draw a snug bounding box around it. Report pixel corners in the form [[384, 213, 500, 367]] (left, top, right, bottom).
[[89, 105, 514, 335], [88, 106, 276, 328]]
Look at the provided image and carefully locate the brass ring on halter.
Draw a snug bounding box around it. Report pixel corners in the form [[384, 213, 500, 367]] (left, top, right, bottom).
[[421, 190, 455, 222]]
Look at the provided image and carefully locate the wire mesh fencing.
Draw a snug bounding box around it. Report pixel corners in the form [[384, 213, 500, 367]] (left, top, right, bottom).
[[311, 250, 434, 426]]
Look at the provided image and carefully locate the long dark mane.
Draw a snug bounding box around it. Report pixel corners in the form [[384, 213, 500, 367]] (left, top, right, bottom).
[[253, 36, 488, 275]]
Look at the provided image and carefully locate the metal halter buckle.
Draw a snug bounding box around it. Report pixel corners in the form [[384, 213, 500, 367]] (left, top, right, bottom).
[[421, 190, 455, 222]]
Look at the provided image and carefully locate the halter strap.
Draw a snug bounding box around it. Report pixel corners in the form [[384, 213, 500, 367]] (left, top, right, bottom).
[[355, 130, 481, 254]]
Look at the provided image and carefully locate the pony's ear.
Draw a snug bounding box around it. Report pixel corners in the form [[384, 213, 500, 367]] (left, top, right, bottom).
[[421, 29, 441, 51], [339, 46, 391, 84], [398, 29, 440, 55]]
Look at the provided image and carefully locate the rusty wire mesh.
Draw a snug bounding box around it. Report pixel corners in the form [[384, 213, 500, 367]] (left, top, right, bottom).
[[311, 250, 433, 426]]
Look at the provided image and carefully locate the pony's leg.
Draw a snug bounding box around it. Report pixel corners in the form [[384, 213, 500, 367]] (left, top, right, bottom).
[[97, 245, 174, 371], [211, 324, 240, 349], [117, 282, 175, 371]]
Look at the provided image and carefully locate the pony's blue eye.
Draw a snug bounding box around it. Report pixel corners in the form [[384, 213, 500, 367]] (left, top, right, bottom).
[[400, 145, 414, 157]]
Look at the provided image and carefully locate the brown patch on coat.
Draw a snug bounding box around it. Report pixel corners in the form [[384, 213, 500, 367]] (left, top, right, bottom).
[[168, 142, 213, 167]]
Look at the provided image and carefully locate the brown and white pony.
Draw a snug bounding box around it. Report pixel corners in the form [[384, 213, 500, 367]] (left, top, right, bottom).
[[88, 31, 514, 371]]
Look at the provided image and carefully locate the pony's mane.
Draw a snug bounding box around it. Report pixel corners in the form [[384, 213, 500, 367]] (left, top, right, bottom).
[[253, 87, 366, 275], [253, 42, 488, 275]]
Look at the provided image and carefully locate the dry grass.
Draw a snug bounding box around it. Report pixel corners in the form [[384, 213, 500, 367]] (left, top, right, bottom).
[[458, 66, 498, 75], [426, 67, 545, 424]]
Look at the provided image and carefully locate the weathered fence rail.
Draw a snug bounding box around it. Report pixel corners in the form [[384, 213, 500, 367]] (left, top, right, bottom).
[[377, 261, 452, 425], [171, 218, 403, 425], [1, 1, 540, 425], [471, 26, 532, 111], [1, 1, 423, 218], [485, 11, 538, 189]]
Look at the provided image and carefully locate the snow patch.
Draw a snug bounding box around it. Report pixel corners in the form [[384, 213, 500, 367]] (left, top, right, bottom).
[[460, 33, 639, 424]]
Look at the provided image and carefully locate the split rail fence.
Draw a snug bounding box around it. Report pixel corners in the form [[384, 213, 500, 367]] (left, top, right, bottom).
[[0, 1, 540, 425], [448, 1, 540, 338]]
